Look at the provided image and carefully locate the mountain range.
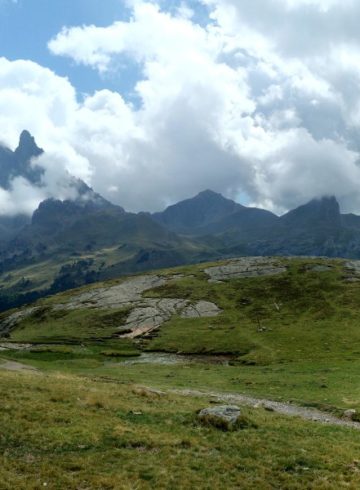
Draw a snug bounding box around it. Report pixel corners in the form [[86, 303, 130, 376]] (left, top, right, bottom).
[[1, 130, 360, 310]]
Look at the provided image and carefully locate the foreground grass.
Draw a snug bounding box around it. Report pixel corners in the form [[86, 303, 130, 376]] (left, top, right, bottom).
[[2, 369, 360, 489], [4, 258, 360, 487]]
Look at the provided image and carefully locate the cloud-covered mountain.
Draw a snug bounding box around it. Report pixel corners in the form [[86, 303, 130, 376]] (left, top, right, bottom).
[[0, 129, 115, 218], [2, 130, 360, 312], [152, 189, 278, 236], [153, 190, 360, 258], [4, 2, 360, 215], [0, 130, 44, 189]]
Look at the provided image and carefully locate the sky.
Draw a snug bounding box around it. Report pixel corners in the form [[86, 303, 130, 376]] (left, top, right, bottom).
[[2, 0, 360, 215]]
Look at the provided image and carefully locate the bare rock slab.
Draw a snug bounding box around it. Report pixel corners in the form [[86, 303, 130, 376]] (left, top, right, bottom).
[[344, 261, 360, 282], [121, 299, 220, 338], [0, 270, 223, 339], [181, 300, 221, 318], [204, 257, 286, 282], [0, 307, 39, 337], [57, 275, 167, 310], [120, 298, 188, 338]]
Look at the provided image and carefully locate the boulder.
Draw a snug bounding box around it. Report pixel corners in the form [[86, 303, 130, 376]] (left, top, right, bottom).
[[197, 405, 251, 431]]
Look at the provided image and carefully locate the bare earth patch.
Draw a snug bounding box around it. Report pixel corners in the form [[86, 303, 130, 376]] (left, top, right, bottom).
[[0, 359, 40, 374]]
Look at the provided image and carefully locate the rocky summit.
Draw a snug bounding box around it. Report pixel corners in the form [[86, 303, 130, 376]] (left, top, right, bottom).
[[0, 130, 44, 189]]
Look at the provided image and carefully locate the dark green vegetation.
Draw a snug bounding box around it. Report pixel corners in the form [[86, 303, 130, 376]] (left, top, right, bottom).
[[3, 257, 360, 487]]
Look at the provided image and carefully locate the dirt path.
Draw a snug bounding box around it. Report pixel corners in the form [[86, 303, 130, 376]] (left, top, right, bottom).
[[0, 359, 40, 374], [169, 388, 360, 430], [0, 353, 358, 429]]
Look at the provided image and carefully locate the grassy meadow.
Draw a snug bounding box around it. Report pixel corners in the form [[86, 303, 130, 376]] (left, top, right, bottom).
[[2, 257, 360, 487]]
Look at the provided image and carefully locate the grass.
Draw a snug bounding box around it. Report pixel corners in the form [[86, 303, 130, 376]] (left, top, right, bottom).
[[2, 369, 360, 489], [10, 306, 132, 343], [3, 256, 360, 486], [4, 258, 360, 404]]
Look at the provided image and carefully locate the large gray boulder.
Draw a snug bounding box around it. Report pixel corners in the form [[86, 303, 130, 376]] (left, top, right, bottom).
[[198, 405, 251, 431]]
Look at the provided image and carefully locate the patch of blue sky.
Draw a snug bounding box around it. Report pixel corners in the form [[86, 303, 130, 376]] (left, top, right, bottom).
[[0, 0, 138, 98], [0, 1, 212, 104], [156, 0, 211, 26]]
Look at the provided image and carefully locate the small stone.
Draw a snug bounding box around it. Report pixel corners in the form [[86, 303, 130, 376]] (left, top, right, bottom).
[[343, 409, 357, 420], [264, 406, 275, 412]]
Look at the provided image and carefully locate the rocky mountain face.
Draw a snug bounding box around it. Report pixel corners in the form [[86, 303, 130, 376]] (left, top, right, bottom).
[[0, 132, 211, 311], [0, 131, 45, 241], [2, 130, 360, 311], [280, 196, 342, 231], [0, 130, 44, 189], [152, 189, 280, 238], [153, 191, 360, 258], [152, 189, 245, 234]]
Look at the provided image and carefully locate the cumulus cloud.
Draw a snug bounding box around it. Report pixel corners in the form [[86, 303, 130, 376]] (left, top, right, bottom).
[[0, 176, 47, 216], [2, 0, 360, 215]]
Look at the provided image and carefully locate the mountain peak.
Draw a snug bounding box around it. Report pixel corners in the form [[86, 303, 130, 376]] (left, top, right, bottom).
[[19, 129, 34, 144], [152, 189, 244, 233], [0, 131, 44, 189], [15, 130, 43, 160], [196, 189, 221, 198], [281, 195, 341, 229], [195, 189, 241, 204], [301, 195, 340, 215]]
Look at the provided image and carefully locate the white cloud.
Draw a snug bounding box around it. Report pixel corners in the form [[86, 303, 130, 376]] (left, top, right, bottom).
[[0, 177, 46, 216], [2, 1, 360, 215]]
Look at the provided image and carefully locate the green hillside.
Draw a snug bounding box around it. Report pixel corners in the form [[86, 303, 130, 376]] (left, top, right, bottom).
[[3, 256, 360, 488]]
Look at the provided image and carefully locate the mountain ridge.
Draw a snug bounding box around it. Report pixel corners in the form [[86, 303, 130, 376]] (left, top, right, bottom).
[[1, 131, 360, 311]]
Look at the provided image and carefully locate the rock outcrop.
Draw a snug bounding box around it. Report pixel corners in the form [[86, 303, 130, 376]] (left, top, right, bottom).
[[204, 257, 286, 282], [1, 273, 221, 339]]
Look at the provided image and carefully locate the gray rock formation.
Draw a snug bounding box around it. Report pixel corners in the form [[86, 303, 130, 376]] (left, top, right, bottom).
[[204, 257, 286, 282], [56, 275, 167, 310], [121, 299, 221, 338], [345, 261, 360, 273], [121, 298, 188, 338], [180, 300, 220, 318], [0, 307, 39, 337], [1, 273, 221, 339], [344, 261, 360, 282], [198, 405, 249, 431]]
